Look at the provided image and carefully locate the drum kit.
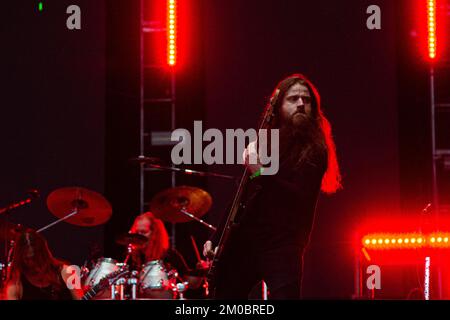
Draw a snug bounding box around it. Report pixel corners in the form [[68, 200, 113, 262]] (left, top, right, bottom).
[[64, 185, 215, 300], [0, 158, 222, 300], [0, 155, 229, 300]]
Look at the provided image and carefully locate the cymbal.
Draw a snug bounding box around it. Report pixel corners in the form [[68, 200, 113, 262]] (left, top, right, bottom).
[[116, 233, 148, 247], [150, 186, 212, 223], [46, 187, 112, 227]]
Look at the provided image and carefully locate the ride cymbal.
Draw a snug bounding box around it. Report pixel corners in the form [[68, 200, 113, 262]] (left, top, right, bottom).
[[149, 186, 212, 223], [46, 187, 112, 227]]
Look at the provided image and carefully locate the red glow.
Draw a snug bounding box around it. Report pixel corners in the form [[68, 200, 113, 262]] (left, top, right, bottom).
[[427, 0, 437, 59], [355, 216, 450, 266], [362, 232, 450, 250], [429, 233, 450, 248], [357, 217, 450, 298], [362, 233, 424, 250], [167, 0, 177, 66], [413, 0, 446, 62]]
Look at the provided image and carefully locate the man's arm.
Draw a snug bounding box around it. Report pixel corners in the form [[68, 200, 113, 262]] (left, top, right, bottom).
[[5, 281, 22, 300], [61, 265, 83, 300]]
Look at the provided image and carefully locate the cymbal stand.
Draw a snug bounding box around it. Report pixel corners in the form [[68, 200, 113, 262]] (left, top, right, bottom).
[[179, 208, 217, 231], [145, 163, 236, 180], [37, 209, 78, 233], [123, 244, 134, 266]]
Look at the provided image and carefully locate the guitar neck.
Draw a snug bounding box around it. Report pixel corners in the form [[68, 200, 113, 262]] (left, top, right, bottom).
[[82, 288, 98, 300], [82, 283, 106, 300], [210, 167, 250, 266], [208, 100, 274, 286], [81, 270, 128, 300]]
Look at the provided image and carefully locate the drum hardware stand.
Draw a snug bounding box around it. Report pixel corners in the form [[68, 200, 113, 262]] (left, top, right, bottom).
[[117, 277, 127, 300], [179, 208, 217, 231], [110, 283, 117, 300], [128, 271, 139, 300], [123, 244, 134, 266], [110, 277, 127, 300], [173, 281, 189, 300]]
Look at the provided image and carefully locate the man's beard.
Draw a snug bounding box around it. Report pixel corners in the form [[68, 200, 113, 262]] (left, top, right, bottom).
[[280, 113, 317, 145], [278, 113, 323, 166]]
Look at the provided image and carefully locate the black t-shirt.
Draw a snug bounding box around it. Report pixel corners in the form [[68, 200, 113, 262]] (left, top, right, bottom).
[[213, 150, 327, 254], [20, 271, 72, 300]]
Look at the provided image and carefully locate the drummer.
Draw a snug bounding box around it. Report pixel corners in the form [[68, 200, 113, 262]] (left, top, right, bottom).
[[128, 212, 189, 276]]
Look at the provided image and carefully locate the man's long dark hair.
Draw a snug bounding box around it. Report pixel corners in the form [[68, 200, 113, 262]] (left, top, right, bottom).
[[8, 229, 65, 288], [264, 73, 342, 194]]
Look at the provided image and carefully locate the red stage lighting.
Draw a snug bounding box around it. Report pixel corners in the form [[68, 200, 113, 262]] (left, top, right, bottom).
[[167, 0, 177, 66], [427, 0, 437, 59], [429, 233, 450, 248], [362, 232, 450, 250]]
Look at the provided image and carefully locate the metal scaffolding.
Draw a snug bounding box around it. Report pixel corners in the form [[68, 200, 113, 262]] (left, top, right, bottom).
[[139, 0, 177, 248]]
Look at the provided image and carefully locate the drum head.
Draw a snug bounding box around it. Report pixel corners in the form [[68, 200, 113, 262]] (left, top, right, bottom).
[[84, 257, 120, 288]]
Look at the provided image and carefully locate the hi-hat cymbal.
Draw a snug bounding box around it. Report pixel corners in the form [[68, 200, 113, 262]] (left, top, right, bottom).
[[46, 187, 112, 227], [150, 186, 212, 223], [116, 233, 148, 247]]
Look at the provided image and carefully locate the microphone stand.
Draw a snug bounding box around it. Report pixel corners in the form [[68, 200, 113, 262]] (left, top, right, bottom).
[[0, 190, 39, 216], [0, 191, 39, 286]]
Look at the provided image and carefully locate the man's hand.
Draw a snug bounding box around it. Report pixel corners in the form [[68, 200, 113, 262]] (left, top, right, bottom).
[[203, 240, 218, 260], [242, 140, 263, 174], [196, 259, 211, 270]]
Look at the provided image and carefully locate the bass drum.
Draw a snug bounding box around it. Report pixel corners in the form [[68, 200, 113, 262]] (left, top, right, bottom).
[[139, 260, 176, 299]]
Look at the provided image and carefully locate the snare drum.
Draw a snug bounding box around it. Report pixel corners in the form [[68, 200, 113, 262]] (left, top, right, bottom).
[[139, 260, 176, 299]]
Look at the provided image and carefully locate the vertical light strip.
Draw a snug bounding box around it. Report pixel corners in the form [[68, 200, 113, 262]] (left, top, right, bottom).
[[428, 0, 437, 59], [167, 0, 177, 66], [424, 256, 431, 300]]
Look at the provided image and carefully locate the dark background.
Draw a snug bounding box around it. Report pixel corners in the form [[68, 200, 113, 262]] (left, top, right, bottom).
[[1, 0, 106, 266], [1, 0, 449, 298]]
